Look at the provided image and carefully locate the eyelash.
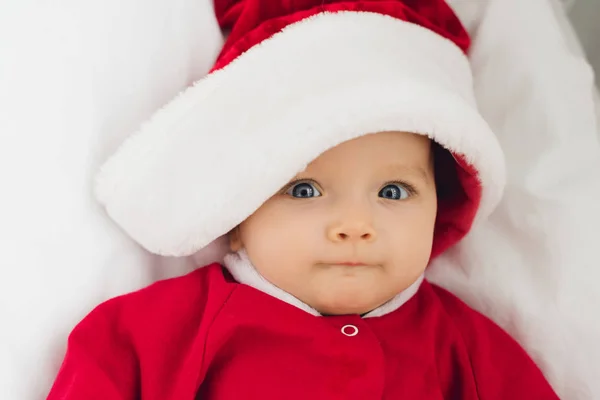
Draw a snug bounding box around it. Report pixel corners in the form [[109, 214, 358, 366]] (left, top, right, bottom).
[[280, 179, 321, 194], [280, 179, 418, 196], [385, 181, 418, 196]]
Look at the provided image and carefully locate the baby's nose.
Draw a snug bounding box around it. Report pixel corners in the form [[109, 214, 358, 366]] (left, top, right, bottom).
[[327, 222, 377, 243]]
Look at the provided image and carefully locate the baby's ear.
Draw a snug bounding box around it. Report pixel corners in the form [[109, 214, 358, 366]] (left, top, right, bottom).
[[229, 227, 243, 252]]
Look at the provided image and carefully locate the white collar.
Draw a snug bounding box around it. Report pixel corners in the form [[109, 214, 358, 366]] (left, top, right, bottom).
[[223, 250, 424, 318]]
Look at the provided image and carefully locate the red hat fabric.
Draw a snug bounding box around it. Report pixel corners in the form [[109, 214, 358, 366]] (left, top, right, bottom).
[[95, 0, 505, 257], [212, 0, 471, 70]]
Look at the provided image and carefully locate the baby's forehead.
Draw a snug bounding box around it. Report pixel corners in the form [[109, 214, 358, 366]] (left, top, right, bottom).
[[298, 160, 431, 180], [299, 132, 434, 175]]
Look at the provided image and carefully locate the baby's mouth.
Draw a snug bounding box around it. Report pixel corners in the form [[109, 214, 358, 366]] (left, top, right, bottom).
[[322, 261, 377, 268], [334, 262, 366, 267]]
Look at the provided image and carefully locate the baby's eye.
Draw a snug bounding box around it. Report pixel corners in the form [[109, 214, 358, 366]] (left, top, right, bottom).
[[286, 181, 322, 198], [378, 183, 411, 200]]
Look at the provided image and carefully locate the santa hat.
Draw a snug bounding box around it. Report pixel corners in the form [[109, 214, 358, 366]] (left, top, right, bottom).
[[95, 0, 505, 257]]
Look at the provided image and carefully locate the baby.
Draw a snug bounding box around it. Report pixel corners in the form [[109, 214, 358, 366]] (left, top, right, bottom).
[[48, 0, 559, 399]]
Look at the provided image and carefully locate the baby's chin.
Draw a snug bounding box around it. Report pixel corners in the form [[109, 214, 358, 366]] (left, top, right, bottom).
[[310, 289, 391, 316], [317, 304, 378, 316], [301, 272, 405, 315]]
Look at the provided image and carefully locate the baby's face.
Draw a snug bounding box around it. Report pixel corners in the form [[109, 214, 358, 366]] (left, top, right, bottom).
[[231, 131, 437, 315]]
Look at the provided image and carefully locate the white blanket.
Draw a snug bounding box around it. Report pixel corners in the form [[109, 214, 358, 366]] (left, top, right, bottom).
[[431, 1, 600, 398], [0, 0, 598, 398]]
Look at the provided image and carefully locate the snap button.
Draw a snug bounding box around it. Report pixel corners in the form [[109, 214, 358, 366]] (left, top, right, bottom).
[[341, 324, 358, 337]]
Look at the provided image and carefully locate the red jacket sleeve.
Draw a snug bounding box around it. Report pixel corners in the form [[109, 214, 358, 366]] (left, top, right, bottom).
[[47, 298, 140, 400], [47, 264, 235, 400], [433, 286, 560, 399]]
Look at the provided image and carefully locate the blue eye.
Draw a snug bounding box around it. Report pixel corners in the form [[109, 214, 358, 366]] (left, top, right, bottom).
[[286, 182, 322, 198], [379, 183, 410, 200]]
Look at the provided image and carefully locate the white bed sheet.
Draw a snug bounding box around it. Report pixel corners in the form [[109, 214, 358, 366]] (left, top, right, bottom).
[[436, 0, 600, 397], [0, 0, 598, 398], [0, 1, 223, 398]]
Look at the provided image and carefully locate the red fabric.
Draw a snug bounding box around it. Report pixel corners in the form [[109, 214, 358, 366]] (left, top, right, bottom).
[[431, 148, 482, 259], [48, 264, 558, 399], [212, 0, 470, 72]]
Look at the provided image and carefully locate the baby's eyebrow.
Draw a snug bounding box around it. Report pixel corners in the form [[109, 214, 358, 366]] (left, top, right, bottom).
[[383, 164, 431, 182]]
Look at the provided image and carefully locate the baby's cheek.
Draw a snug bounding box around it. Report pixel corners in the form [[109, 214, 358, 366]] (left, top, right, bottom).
[[386, 235, 431, 277]]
